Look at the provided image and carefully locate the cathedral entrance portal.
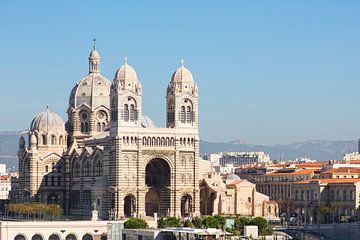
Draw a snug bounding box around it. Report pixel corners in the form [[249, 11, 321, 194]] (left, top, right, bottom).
[[145, 158, 171, 217]]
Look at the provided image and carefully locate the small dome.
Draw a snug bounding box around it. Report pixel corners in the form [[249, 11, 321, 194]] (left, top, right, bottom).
[[114, 62, 138, 82], [30, 133, 37, 145], [30, 107, 66, 133], [141, 115, 156, 128], [19, 135, 25, 149], [89, 49, 100, 60], [171, 65, 194, 84], [226, 173, 240, 181]]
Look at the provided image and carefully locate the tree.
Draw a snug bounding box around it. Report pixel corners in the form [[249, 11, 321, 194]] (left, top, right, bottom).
[[192, 216, 203, 228], [250, 217, 273, 235], [203, 216, 220, 228], [184, 219, 193, 227], [124, 217, 149, 229], [235, 217, 251, 233], [158, 217, 181, 228], [214, 215, 226, 229]]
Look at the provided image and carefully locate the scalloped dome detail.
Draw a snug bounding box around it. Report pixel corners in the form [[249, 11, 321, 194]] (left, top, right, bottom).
[[114, 62, 138, 82], [171, 65, 194, 84], [30, 107, 66, 133]]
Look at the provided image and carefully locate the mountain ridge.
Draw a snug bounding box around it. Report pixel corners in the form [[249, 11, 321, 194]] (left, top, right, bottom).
[[0, 131, 357, 170]]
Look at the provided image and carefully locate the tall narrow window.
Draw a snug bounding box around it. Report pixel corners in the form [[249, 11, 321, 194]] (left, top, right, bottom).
[[45, 175, 48, 186], [130, 104, 136, 121], [180, 106, 185, 123], [57, 176, 61, 186], [42, 135, 47, 145], [124, 104, 129, 121], [51, 176, 55, 186], [186, 106, 192, 123], [97, 122, 101, 132], [51, 135, 56, 145]]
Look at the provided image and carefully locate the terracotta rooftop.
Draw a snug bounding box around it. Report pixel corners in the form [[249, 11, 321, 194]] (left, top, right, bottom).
[[322, 168, 360, 174], [294, 178, 360, 184], [267, 169, 315, 176]]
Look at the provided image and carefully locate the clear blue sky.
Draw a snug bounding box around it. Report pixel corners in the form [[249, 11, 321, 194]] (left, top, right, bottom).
[[1, 1, 359, 145]]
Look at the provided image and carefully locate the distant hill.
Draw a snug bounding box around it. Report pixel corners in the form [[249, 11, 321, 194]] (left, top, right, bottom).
[[200, 139, 357, 161], [0, 131, 358, 170], [0, 131, 22, 171]]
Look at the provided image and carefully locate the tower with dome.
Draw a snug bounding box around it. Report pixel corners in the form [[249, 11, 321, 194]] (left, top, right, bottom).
[[16, 42, 200, 219]]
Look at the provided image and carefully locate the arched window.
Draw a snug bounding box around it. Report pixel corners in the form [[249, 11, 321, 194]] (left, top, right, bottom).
[[130, 104, 136, 121], [73, 161, 80, 177], [59, 136, 63, 145], [45, 165, 49, 172], [85, 160, 91, 177], [49, 234, 61, 240], [186, 106, 192, 123], [94, 157, 102, 176], [124, 104, 129, 121], [44, 175, 48, 186], [42, 135, 47, 145], [97, 122, 101, 132], [80, 111, 89, 133], [14, 234, 26, 240], [180, 106, 185, 123], [51, 135, 56, 145]]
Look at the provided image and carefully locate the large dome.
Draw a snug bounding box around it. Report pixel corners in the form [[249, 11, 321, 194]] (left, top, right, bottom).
[[69, 74, 111, 109], [30, 107, 66, 133]]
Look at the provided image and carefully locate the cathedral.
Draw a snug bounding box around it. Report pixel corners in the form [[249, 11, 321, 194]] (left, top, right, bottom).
[[16, 42, 200, 219]]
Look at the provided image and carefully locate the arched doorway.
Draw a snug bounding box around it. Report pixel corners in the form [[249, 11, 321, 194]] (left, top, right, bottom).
[[82, 234, 93, 240], [32, 234, 43, 240], [124, 194, 136, 217], [14, 235, 26, 240], [47, 193, 58, 204], [66, 234, 77, 240], [145, 158, 170, 187], [49, 234, 60, 240], [208, 192, 216, 215], [145, 158, 171, 217], [145, 189, 160, 216], [181, 194, 192, 217]]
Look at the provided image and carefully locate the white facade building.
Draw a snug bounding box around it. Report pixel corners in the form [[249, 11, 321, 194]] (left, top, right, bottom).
[[219, 152, 271, 167]]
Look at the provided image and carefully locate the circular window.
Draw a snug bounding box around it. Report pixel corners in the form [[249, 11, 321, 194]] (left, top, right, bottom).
[[97, 111, 105, 120], [81, 112, 88, 120]]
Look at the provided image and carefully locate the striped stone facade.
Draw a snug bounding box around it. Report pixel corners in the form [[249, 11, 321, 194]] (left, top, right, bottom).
[[16, 44, 200, 220]]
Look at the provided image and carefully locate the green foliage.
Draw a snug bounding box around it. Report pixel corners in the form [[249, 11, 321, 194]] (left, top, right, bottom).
[[249, 217, 273, 236], [203, 216, 220, 228], [124, 217, 149, 229], [234, 217, 252, 234], [192, 216, 203, 228], [158, 217, 181, 228], [5, 203, 63, 219], [226, 227, 240, 236], [213, 215, 226, 228], [184, 219, 193, 227]]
